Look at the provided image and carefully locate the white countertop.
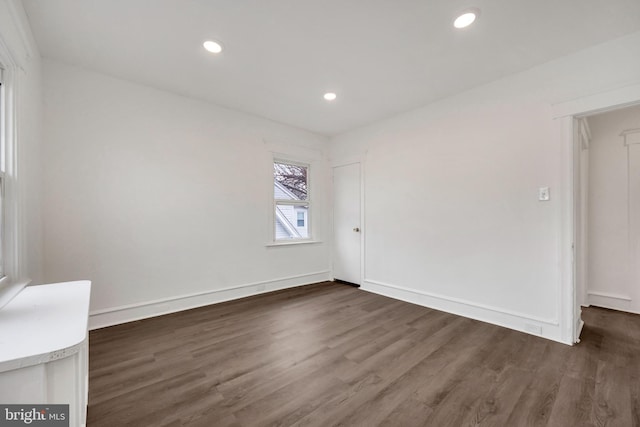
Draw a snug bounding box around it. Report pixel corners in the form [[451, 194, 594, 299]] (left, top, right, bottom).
[[0, 281, 91, 372]]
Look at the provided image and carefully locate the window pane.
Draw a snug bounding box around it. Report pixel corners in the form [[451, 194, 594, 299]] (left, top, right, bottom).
[[274, 162, 307, 201], [275, 203, 309, 240]]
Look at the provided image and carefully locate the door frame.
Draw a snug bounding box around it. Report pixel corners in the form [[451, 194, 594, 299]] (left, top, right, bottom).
[[553, 82, 640, 344], [331, 156, 366, 286], [575, 118, 590, 312]]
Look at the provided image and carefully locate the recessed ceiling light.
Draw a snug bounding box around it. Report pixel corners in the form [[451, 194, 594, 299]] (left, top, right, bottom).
[[203, 40, 223, 54], [453, 9, 479, 29], [324, 92, 337, 101]]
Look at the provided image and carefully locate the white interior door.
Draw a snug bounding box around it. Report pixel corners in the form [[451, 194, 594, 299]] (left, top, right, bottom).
[[333, 163, 361, 285]]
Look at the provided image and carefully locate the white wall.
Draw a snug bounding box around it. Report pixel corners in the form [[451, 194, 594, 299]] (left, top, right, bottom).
[[329, 31, 640, 344], [37, 23, 640, 339], [587, 105, 640, 313], [42, 60, 331, 328], [0, 0, 44, 285]]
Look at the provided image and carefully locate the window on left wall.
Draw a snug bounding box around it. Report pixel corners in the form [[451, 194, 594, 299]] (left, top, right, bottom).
[[0, 69, 6, 280], [274, 160, 311, 241], [0, 56, 26, 310]]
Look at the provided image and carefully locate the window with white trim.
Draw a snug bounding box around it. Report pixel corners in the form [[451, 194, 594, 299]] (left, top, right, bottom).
[[274, 160, 310, 240], [0, 47, 26, 310], [0, 68, 5, 279]]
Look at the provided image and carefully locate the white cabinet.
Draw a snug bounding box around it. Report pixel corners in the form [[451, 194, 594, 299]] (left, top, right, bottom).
[[0, 281, 91, 427]]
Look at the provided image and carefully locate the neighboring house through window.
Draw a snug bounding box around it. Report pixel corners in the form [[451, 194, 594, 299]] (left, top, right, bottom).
[[274, 160, 310, 240]]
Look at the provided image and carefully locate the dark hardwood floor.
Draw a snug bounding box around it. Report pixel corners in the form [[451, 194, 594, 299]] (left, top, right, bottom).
[[87, 282, 640, 426]]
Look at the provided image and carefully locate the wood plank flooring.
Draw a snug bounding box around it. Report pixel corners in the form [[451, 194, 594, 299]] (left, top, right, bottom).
[[87, 282, 640, 426]]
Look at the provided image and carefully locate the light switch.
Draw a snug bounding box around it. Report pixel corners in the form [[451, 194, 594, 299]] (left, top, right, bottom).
[[539, 187, 550, 201]]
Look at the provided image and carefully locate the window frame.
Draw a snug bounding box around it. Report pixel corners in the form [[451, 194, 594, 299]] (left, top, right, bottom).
[[273, 158, 312, 242], [0, 66, 8, 283], [0, 42, 27, 310]]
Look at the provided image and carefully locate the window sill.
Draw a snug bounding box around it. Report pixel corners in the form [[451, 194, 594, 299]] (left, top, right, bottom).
[[266, 240, 322, 247]]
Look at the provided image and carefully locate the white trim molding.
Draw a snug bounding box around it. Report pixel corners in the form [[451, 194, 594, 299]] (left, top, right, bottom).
[[587, 291, 638, 315], [579, 118, 591, 150], [552, 83, 640, 119], [621, 128, 640, 146], [362, 279, 568, 344], [266, 240, 322, 247], [558, 116, 575, 345], [587, 291, 631, 301], [0, 22, 31, 306], [553, 83, 640, 346], [89, 271, 331, 330], [330, 153, 366, 168], [263, 139, 324, 162]]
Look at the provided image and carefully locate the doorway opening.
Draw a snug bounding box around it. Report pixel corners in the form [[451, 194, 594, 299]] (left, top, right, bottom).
[[554, 84, 640, 344], [575, 104, 640, 317], [560, 87, 640, 344]]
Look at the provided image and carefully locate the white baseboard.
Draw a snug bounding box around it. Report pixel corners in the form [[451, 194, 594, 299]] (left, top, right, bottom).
[[587, 291, 638, 314], [587, 290, 631, 301], [361, 279, 569, 345], [88, 271, 331, 330]]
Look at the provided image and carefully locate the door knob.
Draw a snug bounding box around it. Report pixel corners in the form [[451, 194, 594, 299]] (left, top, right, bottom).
[[353, 227, 360, 232]]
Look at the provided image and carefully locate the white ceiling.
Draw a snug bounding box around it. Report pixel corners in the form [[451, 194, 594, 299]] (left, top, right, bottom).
[[22, 0, 640, 136]]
